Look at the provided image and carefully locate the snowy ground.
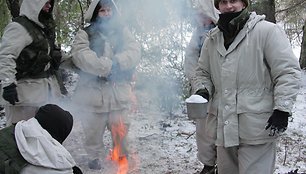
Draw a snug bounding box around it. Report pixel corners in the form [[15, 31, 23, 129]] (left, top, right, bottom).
[[0, 71, 305, 174], [62, 70, 306, 174]]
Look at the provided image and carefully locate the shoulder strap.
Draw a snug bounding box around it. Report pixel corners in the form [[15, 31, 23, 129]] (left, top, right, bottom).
[[83, 25, 94, 37], [13, 16, 45, 44], [0, 125, 29, 173]]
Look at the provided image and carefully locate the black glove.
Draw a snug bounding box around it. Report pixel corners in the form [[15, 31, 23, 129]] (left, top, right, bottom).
[[51, 46, 62, 70], [72, 166, 83, 174], [265, 109, 289, 136], [2, 83, 19, 105], [195, 88, 209, 101]]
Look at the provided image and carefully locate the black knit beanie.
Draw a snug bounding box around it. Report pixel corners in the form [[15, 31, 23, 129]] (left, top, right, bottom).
[[35, 104, 73, 144], [214, 0, 249, 10]]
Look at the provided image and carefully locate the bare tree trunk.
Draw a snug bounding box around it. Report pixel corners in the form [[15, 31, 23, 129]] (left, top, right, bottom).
[[250, 0, 276, 23], [300, 21, 306, 69], [6, 0, 21, 18]]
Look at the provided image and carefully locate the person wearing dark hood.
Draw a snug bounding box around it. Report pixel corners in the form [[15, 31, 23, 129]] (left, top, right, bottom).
[[191, 0, 301, 173], [0, 0, 64, 126], [71, 0, 141, 170], [0, 104, 83, 174], [184, 1, 219, 173]]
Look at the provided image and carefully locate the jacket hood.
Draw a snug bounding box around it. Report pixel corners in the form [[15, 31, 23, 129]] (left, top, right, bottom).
[[198, 0, 220, 24], [15, 118, 76, 169], [85, 0, 119, 23], [19, 0, 53, 27], [84, 0, 99, 23], [245, 12, 265, 31]]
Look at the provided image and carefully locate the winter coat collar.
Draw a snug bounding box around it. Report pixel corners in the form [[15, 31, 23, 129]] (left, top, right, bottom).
[[207, 12, 265, 57]]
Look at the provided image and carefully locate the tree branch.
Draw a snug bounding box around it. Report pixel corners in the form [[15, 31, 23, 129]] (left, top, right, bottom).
[[6, 0, 20, 18], [275, 0, 306, 13]]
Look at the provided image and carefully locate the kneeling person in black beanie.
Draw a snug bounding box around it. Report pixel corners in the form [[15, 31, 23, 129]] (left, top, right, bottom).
[[0, 104, 83, 174]]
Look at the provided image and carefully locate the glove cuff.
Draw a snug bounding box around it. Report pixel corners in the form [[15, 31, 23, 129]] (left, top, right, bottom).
[[195, 88, 209, 100], [273, 109, 290, 118], [3, 83, 16, 90]]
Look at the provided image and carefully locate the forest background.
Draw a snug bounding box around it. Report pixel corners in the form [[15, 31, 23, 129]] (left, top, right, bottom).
[[0, 0, 305, 106], [0, 0, 306, 173]]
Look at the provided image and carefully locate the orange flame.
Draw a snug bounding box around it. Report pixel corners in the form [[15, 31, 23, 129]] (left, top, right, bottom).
[[109, 118, 129, 174]]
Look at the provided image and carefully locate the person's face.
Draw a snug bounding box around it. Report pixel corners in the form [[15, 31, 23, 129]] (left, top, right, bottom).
[[42, 0, 52, 13], [218, 0, 246, 14], [98, 6, 112, 17]]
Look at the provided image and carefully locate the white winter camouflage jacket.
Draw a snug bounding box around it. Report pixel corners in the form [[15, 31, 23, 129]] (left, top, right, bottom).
[[71, 0, 141, 113], [0, 0, 61, 107]]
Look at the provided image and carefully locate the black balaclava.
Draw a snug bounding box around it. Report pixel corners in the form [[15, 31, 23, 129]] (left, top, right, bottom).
[[217, 8, 250, 49], [38, 0, 55, 26], [38, 0, 56, 47], [35, 104, 73, 144]]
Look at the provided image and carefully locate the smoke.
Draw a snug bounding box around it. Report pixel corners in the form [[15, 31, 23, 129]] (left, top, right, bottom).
[[63, 0, 199, 116], [109, 0, 195, 115], [117, 0, 192, 31], [54, 0, 206, 169]]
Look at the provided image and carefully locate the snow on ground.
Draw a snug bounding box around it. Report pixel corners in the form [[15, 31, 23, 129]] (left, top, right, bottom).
[[63, 94, 205, 174], [62, 70, 306, 174]]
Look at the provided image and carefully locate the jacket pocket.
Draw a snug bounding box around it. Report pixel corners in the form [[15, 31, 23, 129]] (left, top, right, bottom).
[[237, 94, 273, 114], [239, 112, 276, 143]]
